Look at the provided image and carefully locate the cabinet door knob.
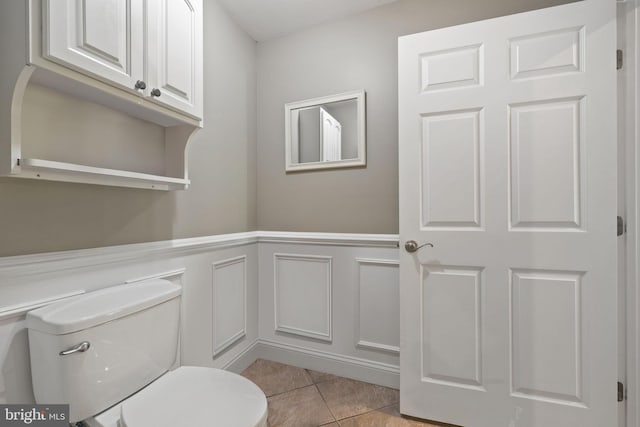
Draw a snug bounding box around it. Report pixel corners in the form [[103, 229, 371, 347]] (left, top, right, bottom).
[[151, 88, 162, 97], [134, 80, 146, 90]]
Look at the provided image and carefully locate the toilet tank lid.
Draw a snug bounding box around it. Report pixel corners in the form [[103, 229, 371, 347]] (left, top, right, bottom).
[[26, 279, 181, 335]]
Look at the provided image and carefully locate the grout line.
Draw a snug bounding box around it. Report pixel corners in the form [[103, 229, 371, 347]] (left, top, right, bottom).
[[315, 383, 338, 425], [334, 408, 375, 423], [266, 383, 316, 399], [310, 377, 336, 385], [305, 368, 331, 385], [332, 405, 395, 425], [318, 390, 401, 423]]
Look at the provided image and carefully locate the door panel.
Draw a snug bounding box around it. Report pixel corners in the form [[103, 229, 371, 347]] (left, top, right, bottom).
[[398, 1, 617, 426], [166, 0, 194, 96], [147, 0, 203, 119], [509, 27, 583, 80], [320, 108, 342, 162], [421, 265, 484, 389], [421, 45, 483, 92], [421, 109, 483, 228], [83, 2, 123, 63], [44, 0, 144, 89], [509, 98, 584, 229], [510, 269, 584, 405]]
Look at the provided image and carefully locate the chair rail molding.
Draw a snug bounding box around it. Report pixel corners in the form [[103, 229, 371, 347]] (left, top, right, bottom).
[[0, 231, 399, 279]]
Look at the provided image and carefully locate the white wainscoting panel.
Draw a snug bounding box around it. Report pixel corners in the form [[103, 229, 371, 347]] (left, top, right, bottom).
[[0, 232, 401, 402], [0, 316, 33, 404], [356, 258, 400, 354], [259, 241, 400, 382], [274, 254, 332, 342], [212, 256, 247, 356], [0, 233, 262, 404]]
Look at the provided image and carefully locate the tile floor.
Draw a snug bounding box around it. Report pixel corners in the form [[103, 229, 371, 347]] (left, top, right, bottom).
[[241, 359, 449, 427]]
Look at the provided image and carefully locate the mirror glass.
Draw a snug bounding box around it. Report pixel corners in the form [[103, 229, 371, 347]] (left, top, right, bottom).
[[285, 90, 365, 172]]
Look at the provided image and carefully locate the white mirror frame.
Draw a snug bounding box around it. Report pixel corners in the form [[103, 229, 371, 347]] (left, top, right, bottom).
[[285, 90, 366, 172]]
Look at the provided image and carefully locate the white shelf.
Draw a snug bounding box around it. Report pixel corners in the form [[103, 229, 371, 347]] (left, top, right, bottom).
[[18, 158, 190, 191]]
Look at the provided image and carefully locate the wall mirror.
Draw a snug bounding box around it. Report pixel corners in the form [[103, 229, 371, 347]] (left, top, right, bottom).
[[285, 90, 366, 172]]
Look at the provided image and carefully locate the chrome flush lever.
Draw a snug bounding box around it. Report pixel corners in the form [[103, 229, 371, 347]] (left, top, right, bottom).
[[404, 240, 434, 253], [59, 341, 90, 356]]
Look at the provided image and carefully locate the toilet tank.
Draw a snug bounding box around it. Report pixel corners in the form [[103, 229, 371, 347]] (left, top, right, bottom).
[[26, 279, 181, 423]]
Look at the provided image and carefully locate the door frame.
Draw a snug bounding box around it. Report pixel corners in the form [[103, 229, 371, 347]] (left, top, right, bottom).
[[622, 1, 640, 426]]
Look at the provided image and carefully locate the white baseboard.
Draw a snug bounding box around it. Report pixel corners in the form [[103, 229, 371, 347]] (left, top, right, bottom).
[[225, 339, 400, 389], [222, 339, 262, 373]]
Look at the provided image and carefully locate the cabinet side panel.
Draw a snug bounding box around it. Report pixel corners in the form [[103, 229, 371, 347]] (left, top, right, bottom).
[[0, 1, 29, 176]]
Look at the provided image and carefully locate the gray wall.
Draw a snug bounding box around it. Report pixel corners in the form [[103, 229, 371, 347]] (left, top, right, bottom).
[[0, 0, 257, 257], [256, 0, 575, 234]]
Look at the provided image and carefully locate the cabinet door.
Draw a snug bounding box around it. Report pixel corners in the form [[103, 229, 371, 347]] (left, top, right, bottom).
[[147, 0, 203, 119], [44, 0, 144, 91]]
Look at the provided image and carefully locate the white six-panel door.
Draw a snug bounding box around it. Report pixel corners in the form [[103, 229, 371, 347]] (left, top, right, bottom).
[[398, 1, 617, 426], [320, 107, 342, 162], [44, 0, 144, 90]]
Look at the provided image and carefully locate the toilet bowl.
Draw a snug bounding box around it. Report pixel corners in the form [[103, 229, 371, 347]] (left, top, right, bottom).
[[86, 367, 267, 427], [119, 367, 266, 427], [26, 279, 267, 427]]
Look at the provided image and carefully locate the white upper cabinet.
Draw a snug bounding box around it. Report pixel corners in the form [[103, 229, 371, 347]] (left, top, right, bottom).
[[43, 0, 203, 120], [147, 0, 203, 118]]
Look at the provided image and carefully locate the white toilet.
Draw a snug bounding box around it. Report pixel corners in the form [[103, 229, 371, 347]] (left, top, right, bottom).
[[25, 279, 268, 427]]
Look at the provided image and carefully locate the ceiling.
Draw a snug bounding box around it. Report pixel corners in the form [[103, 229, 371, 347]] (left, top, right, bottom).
[[217, 0, 400, 42]]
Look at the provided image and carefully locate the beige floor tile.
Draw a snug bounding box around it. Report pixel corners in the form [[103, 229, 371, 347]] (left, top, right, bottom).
[[267, 385, 335, 427], [242, 359, 313, 396], [337, 405, 446, 427], [306, 369, 341, 384], [316, 377, 399, 420]]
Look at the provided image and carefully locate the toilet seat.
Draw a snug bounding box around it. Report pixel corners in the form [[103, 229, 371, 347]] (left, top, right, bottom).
[[120, 366, 268, 427]]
